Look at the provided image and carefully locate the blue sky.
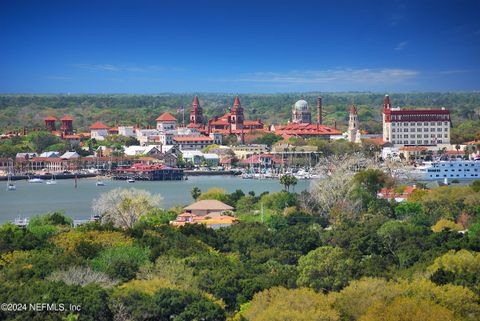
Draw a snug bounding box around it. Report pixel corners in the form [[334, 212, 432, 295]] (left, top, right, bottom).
[[1, 0, 479, 93]]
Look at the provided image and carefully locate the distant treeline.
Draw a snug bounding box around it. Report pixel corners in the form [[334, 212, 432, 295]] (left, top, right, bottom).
[[0, 92, 479, 142]]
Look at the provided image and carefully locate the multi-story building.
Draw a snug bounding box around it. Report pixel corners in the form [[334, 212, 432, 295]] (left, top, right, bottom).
[[382, 95, 451, 147]]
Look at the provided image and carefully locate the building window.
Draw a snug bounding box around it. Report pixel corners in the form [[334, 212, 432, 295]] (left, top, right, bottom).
[[417, 122, 421, 126], [444, 134, 448, 138], [404, 128, 408, 132]]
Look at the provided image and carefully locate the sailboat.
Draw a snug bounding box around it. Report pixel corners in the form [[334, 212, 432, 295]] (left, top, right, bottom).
[[46, 174, 57, 185], [6, 160, 16, 191], [6, 174, 16, 191]]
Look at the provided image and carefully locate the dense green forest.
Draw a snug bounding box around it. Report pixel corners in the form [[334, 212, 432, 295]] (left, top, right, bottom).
[[1, 171, 480, 320], [1, 92, 479, 143]]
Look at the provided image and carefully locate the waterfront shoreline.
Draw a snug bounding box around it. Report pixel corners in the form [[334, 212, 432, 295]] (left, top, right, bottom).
[[0, 173, 97, 181]]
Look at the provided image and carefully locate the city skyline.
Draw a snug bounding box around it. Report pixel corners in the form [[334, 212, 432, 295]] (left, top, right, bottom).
[[1, 0, 479, 93]]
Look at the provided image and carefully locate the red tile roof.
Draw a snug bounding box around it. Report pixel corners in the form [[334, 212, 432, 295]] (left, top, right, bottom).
[[220, 158, 232, 164], [399, 147, 428, 151], [240, 154, 284, 165], [60, 116, 74, 121], [363, 137, 387, 145], [90, 121, 110, 130], [273, 123, 341, 136], [156, 112, 177, 121], [464, 139, 480, 145], [379, 186, 417, 199], [43, 116, 58, 121], [233, 96, 241, 106], [64, 135, 81, 139], [446, 150, 464, 155]]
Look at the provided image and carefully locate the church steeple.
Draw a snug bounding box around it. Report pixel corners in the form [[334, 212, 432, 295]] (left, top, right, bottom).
[[230, 96, 244, 130], [347, 103, 360, 143]]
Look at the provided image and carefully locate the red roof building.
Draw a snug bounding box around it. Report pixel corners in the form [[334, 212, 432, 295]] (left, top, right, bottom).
[[271, 123, 341, 139], [156, 112, 177, 122], [89, 122, 110, 130], [43, 116, 58, 132], [239, 154, 284, 169], [382, 95, 452, 146], [60, 116, 74, 135], [208, 96, 264, 134], [378, 185, 417, 202]]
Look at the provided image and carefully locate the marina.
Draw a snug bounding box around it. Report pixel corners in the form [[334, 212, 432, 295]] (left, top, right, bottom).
[[0, 175, 312, 224]]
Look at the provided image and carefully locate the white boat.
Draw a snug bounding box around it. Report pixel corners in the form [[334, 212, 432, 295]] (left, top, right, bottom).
[[6, 167, 16, 191], [127, 178, 135, 183], [96, 180, 106, 186], [13, 217, 29, 228], [413, 160, 480, 180], [28, 177, 44, 183], [46, 174, 57, 185]]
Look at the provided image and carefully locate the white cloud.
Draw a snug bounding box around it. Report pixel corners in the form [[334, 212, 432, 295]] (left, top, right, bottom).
[[394, 41, 408, 51], [214, 68, 419, 86], [72, 64, 176, 73]]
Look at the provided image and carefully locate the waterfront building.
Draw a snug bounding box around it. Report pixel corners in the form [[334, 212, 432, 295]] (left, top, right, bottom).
[[113, 163, 183, 181], [382, 95, 451, 147], [239, 153, 284, 170], [181, 150, 220, 166], [231, 144, 269, 160], [124, 145, 162, 156]]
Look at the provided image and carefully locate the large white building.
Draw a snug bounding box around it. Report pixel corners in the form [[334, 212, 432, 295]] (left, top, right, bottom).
[[382, 95, 451, 147]]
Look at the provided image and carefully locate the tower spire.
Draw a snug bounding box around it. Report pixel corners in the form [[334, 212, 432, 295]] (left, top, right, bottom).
[[384, 94, 391, 110]]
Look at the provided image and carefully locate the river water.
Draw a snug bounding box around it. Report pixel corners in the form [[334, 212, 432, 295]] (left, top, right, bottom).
[[0, 176, 312, 223]]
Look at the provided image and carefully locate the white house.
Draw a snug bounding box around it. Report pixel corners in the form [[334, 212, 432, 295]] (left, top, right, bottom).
[[156, 112, 177, 131], [118, 126, 136, 137], [90, 122, 110, 141]]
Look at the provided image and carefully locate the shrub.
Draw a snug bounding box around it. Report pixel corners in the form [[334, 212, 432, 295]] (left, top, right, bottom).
[[90, 245, 151, 281]]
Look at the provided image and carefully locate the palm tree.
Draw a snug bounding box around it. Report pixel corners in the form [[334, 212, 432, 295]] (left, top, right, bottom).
[[280, 174, 298, 192]]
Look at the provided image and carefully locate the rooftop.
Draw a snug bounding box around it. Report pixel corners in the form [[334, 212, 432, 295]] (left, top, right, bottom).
[[184, 199, 234, 211], [156, 112, 177, 122]]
